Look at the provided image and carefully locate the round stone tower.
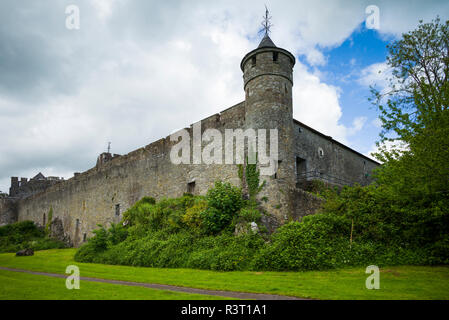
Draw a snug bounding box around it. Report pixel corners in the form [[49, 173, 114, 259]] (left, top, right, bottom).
[[241, 33, 296, 223]]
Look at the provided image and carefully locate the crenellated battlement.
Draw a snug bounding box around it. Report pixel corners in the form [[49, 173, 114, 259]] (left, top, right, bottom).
[[9, 173, 63, 199]]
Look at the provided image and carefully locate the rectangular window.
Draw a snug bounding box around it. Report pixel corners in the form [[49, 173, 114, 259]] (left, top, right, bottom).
[[273, 52, 278, 62], [296, 157, 307, 177], [115, 204, 120, 216], [83, 233, 87, 242], [76, 219, 80, 228], [187, 181, 196, 194]]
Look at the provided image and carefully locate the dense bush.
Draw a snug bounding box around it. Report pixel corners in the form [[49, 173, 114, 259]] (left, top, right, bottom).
[[0, 221, 67, 253], [75, 181, 264, 270], [252, 184, 449, 271], [75, 230, 264, 271], [202, 181, 243, 234], [75, 177, 449, 271]]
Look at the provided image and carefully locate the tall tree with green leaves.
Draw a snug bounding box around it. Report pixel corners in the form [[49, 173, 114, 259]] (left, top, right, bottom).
[[371, 17, 449, 200]]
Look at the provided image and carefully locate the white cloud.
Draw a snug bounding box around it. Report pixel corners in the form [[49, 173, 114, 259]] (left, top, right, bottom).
[[365, 140, 410, 162], [349, 116, 368, 135], [293, 64, 347, 142], [371, 118, 383, 128], [1, 0, 449, 192], [358, 62, 391, 91], [293, 64, 367, 144]]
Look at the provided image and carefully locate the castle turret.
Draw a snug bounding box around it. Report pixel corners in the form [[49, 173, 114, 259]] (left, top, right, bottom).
[[241, 33, 296, 222], [9, 177, 19, 197]]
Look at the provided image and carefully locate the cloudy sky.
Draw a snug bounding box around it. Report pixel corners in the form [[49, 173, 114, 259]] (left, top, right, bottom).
[[0, 0, 448, 193]]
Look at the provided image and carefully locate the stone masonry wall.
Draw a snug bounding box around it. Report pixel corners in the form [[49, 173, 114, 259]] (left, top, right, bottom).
[[292, 188, 325, 219], [17, 102, 246, 246], [0, 197, 17, 226], [294, 120, 379, 187], [243, 48, 297, 223]]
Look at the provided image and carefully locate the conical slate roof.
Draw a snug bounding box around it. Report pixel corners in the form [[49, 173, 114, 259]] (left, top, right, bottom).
[[258, 34, 276, 48]]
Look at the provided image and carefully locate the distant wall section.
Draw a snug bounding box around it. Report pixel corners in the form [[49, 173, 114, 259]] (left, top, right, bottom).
[[0, 196, 17, 226]]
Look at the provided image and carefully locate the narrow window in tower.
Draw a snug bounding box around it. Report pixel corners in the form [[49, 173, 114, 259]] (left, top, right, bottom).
[[115, 204, 120, 216], [273, 52, 278, 62], [285, 84, 288, 94], [274, 160, 282, 179], [83, 233, 87, 242], [251, 56, 256, 67], [43, 213, 46, 226]]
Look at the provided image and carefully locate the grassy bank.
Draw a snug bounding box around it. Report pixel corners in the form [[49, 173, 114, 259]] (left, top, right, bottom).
[[0, 269, 227, 300], [1, 249, 448, 300]]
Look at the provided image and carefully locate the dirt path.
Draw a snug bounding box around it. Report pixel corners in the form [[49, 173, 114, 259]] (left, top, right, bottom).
[[0, 266, 304, 300]]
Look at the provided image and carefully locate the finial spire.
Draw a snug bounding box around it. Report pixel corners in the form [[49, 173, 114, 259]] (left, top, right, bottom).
[[261, 5, 273, 36]]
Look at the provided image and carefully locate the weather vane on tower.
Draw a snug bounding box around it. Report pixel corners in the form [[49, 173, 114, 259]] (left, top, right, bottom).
[[260, 5, 273, 36]]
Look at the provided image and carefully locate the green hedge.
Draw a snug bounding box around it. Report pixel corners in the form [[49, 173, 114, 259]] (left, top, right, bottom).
[[0, 221, 67, 253], [75, 181, 449, 271]]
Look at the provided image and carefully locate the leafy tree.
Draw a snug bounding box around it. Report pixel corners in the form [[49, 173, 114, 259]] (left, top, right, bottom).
[[371, 17, 449, 199]]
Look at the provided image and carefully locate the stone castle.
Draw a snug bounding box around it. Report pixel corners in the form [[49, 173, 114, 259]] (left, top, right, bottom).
[[0, 32, 378, 246]]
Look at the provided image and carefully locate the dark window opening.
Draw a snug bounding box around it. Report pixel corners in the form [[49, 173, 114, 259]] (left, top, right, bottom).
[[285, 83, 288, 94], [187, 181, 196, 194], [274, 160, 282, 179], [83, 233, 87, 242], [296, 157, 307, 177], [318, 148, 324, 158], [43, 213, 46, 226], [273, 52, 278, 62], [363, 160, 367, 177], [115, 204, 120, 216], [251, 56, 256, 67], [76, 219, 80, 229]]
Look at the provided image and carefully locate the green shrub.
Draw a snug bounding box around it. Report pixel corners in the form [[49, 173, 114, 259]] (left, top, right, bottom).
[[44, 207, 53, 235], [202, 181, 243, 234], [253, 214, 352, 271], [235, 207, 262, 224], [75, 178, 449, 271], [108, 223, 128, 245], [0, 220, 66, 253], [182, 198, 207, 231]]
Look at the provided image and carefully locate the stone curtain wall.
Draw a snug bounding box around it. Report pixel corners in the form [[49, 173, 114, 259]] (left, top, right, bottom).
[[0, 197, 17, 226], [292, 188, 325, 219], [10, 179, 60, 199], [11, 103, 380, 245], [17, 102, 246, 247], [294, 121, 379, 187]]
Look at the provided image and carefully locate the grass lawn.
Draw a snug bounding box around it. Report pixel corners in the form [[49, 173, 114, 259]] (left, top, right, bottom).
[[0, 249, 448, 300], [0, 269, 228, 300]]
